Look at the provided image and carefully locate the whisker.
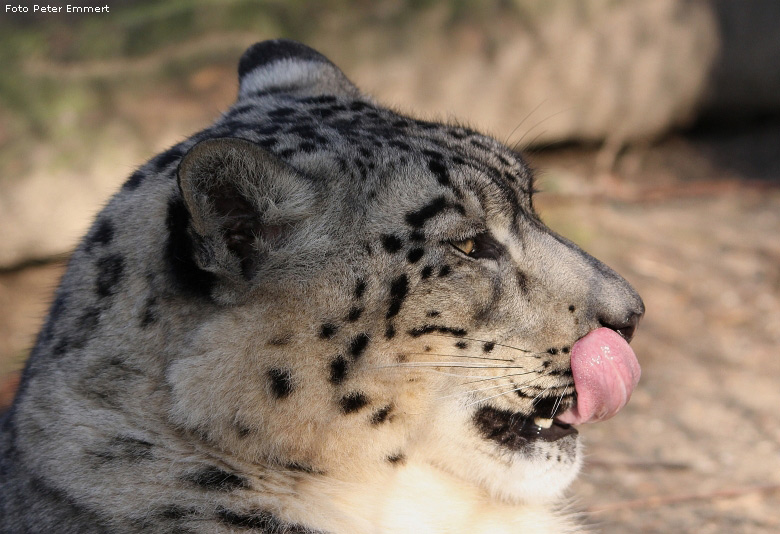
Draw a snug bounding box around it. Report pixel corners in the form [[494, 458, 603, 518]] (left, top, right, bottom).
[[530, 385, 555, 406], [372, 362, 532, 370], [464, 383, 541, 407], [503, 99, 547, 146], [439, 377, 546, 399], [511, 107, 571, 151], [460, 367, 546, 384], [550, 392, 564, 418], [412, 369, 508, 380], [407, 352, 513, 362]]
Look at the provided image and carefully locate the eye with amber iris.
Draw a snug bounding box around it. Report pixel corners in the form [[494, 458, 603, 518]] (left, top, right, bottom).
[[451, 238, 475, 256], [449, 233, 502, 260]]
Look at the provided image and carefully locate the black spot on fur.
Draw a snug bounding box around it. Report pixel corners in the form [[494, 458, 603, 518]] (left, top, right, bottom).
[[158, 505, 198, 520], [268, 368, 294, 399], [256, 124, 281, 136], [426, 310, 440, 318], [483, 342, 495, 353], [140, 296, 157, 327], [52, 338, 70, 357], [76, 306, 100, 335], [122, 170, 144, 191], [85, 219, 114, 252], [455, 341, 468, 349], [153, 146, 183, 172], [514, 389, 535, 399], [276, 148, 298, 160], [386, 274, 408, 319], [165, 197, 215, 299], [547, 348, 559, 355], [236, 424, 252, 438], [421, 265, 434, 279], [354, 279, 367, 299], [319, 323, 338, 339], [569, 305, 576, 312], [186, 467, 249, 492], [389, 140, 411, 151], [350, 101, 370, 112], [347, 307, 363, 322], [258, 137, 278, 150], [349, 333, 370, 359], [89, 436, 153, 463], [549, 368, 573, 379], [406, 248, 424, 264], [381, 234, 403, 253], [516, 270, 529, 294], [408, 325, 467, 337], [299, 95, 338, 105], [385, 324, 396, 339], [340, 392, 369, 414], [387, 453, 406, 465], [371, 405, 393, 425], [38, 292, 67, 346], [330, 356, 349, 385], [269, 106, 296, 119], [438, 265, 452, 278], [95, 254, 125, 298], [310, 107, 335, 119], [405, 196, 447, 228], [216, 506, 320, 533], [268, 335, 292, 346], [79, 355, 143, 407], [428, 159, 450, 186], [71, 306, 101, 350], [562, 346, 570, 354], [469, 139, 491, 151], [284, 462, 317, 474]]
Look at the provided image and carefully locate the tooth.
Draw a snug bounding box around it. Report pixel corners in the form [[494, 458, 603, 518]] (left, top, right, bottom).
[[534, 417, 553, 429]]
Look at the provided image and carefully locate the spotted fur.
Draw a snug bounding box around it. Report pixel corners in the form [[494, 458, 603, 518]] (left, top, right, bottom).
[[0, 40, 643, 533]]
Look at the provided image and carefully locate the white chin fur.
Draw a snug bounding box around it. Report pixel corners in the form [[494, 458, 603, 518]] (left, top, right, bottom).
[[418, 401, 583, 504]]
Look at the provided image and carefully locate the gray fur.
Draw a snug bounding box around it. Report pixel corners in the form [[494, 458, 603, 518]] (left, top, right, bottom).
[[0, 39, 643, 533]]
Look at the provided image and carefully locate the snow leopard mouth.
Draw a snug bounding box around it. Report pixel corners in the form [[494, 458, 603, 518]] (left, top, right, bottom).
[[473, 405, 578, 450], [473, 326, 642, 450]]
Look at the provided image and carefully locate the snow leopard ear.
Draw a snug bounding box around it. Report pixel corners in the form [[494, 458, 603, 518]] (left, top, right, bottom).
[[237, 39, 361, 100], [174, 137, 315, 302]]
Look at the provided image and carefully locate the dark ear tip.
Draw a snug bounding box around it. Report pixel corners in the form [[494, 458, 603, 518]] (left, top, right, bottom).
[[238, 39, 329, 79]]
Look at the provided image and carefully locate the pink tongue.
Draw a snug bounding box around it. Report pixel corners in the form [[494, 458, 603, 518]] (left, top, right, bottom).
[[556, 328, 640, 425]]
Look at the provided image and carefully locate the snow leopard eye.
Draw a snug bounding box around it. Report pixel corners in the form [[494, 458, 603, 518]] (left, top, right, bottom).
[[450, 233, 502, 260], [451, 238, 475, 256]]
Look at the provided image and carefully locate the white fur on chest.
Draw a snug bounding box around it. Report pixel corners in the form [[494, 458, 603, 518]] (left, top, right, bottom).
[[294, 458, 582, 534]]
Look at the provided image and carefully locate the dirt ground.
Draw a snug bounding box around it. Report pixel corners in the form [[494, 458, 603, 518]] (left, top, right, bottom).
[[1, 127, 779, 532]]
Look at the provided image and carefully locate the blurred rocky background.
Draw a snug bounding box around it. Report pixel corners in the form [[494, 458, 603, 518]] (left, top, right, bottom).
[[1, 1, 778, 532]]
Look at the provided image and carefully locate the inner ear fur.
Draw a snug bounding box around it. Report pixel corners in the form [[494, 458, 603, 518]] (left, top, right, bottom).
[[177, 137, 314, 283]]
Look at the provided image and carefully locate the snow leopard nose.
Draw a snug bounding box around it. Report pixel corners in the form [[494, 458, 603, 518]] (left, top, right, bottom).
[[598, 307, 643, 343], [584, 262, 645, 343]]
